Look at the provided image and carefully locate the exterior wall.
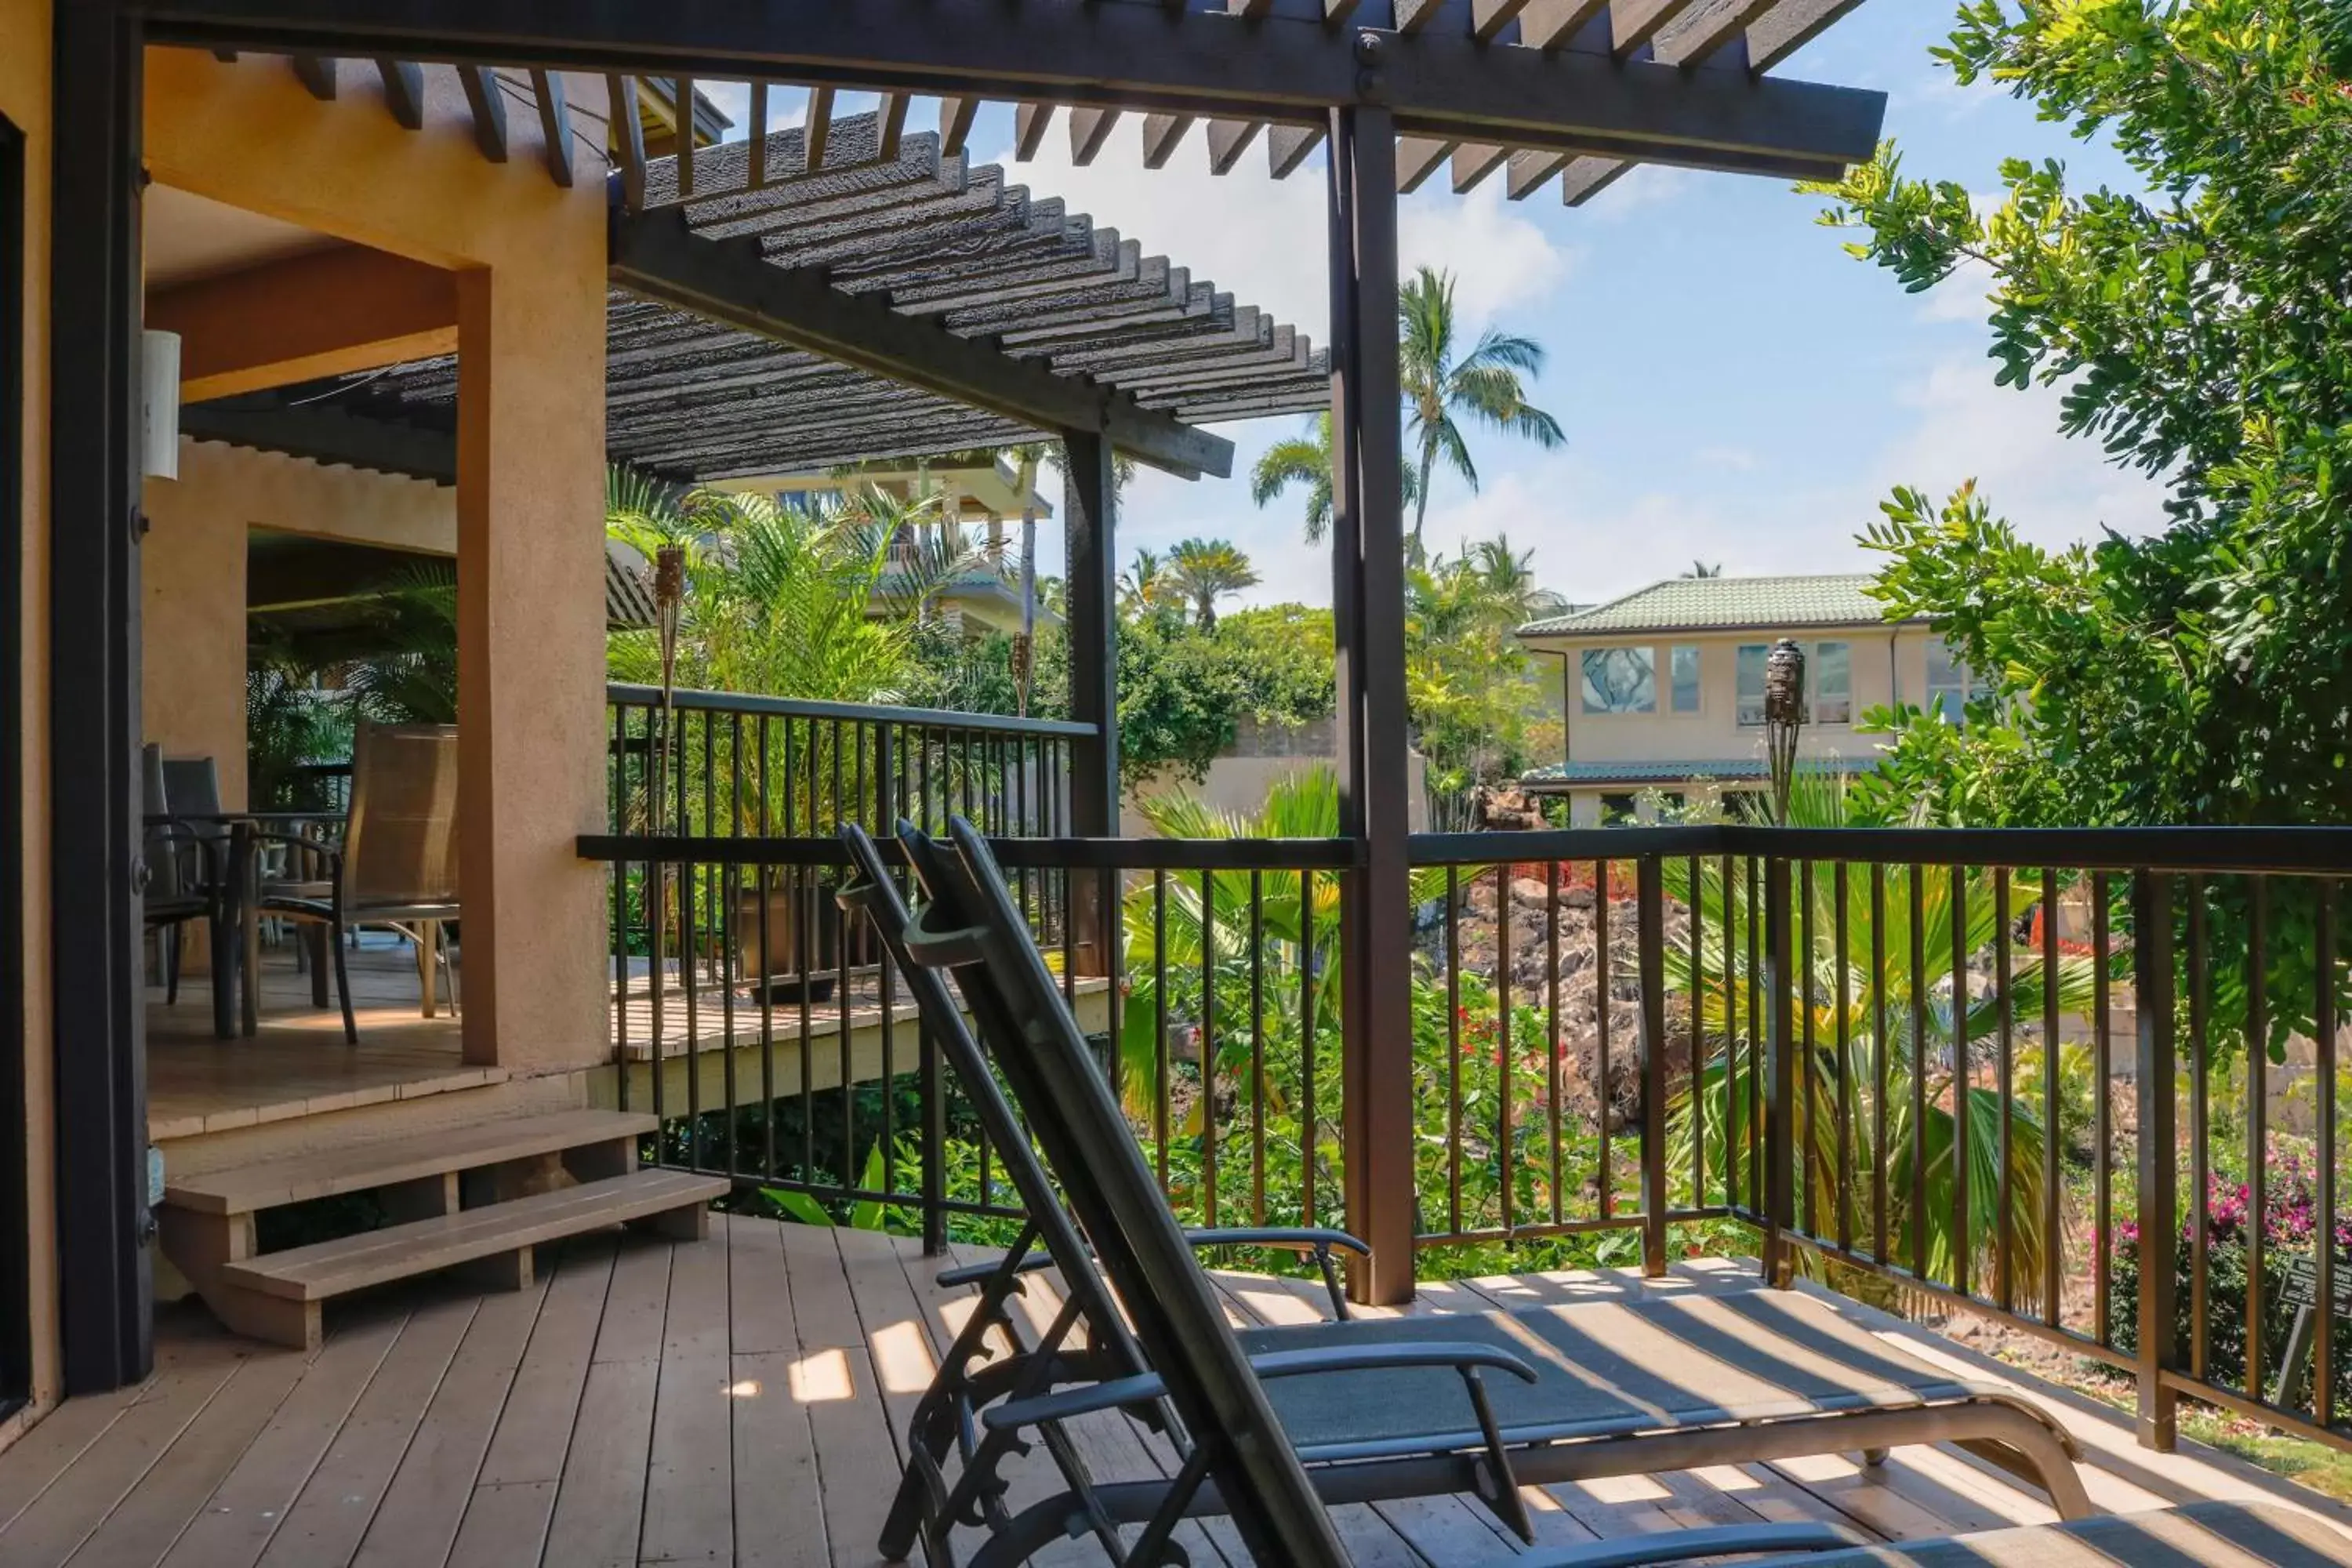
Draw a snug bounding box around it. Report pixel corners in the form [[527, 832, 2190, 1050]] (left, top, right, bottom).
[[1, 0, 58, 1446], [145, 52, 612, 1073], [1542, 625, 1929, 769], [140, 441, 454, 810], [1123, 742, 1432, 835]]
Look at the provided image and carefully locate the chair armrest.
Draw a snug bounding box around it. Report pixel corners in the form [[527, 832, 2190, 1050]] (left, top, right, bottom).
[[1514, 1523, 1864, 1568], [1182, 1227, 1370, 1257], [982, 1339, 1539, 1432]]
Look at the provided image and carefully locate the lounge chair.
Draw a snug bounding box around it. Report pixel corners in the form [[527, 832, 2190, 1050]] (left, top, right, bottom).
[[858, 818, 2103, 1567]]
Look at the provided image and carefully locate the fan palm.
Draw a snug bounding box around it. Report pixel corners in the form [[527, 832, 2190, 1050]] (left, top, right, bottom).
[[1163, 537, 1260, 629], [1665, 775, 2121, 1294], [1120, 768, 1450, 1120], [1248, 412, 1421, 545], [1399, 266, 1565, 560]]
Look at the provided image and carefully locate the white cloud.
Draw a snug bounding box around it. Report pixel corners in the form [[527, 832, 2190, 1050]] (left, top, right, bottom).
[[1399, 180, 1579, 325], [1696, 446, 1759, 471]]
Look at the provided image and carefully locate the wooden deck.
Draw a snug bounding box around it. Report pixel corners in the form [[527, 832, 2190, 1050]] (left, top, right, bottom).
[[5, 1218, 2349, 1568]]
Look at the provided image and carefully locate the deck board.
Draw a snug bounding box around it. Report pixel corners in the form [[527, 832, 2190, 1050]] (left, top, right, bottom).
[[10, 1220, 2352, 1567]]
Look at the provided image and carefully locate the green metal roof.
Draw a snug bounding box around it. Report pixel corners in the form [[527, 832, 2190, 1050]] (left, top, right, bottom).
[[1517, 574, 1915, 639], [1518, 756, 1870, 789]]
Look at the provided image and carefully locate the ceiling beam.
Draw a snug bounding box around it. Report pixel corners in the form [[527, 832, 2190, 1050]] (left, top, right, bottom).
[[458, 64, 510, 160], [529, 68, 573, 185], [608, 205, 1234, 480], [147, 0, 1886, 172], [147, 245, 459, 402]]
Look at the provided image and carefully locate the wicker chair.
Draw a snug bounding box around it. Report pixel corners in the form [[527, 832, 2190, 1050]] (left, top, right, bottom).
[[257, 723, 459, 1044]]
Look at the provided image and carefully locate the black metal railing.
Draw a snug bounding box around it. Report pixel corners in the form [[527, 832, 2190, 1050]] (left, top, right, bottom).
[[578, 829, 1356, 1259], [607, 684, 1091, 842], [578, 801, 2352, 1454]]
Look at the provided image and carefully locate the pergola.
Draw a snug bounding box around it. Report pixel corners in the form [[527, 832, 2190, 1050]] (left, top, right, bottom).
[[187, 111, 1330, 484], [49, 0, 1886, 1389]]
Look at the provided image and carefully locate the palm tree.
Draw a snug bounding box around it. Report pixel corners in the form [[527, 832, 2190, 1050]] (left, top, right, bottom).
[[1249, 412, 1419, 545], [1120, 549, 1171, 613], [1399, 265, 1565, 560], [1682, 560, 1725, 579], [1665, 775, 2119, 1294], [1163, 537, 1260, 629]]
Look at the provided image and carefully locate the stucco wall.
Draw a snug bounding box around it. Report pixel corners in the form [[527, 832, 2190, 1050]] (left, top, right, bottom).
[[1539, 626, 1933, 769], [140, 441, 456, 810], [2, 0, 59, 1443], [145, 51, 612, 1072]]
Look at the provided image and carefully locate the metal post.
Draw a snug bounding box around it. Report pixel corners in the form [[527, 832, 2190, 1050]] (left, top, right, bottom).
[[1762, 854, 1794, 1286], [49, 0, 154, 1392], [1062, 428, 1118, 980], [1637, 855, 1670, 1276], [2132, 869, 2178, 1450], [1328, 102, 1415, 1305]]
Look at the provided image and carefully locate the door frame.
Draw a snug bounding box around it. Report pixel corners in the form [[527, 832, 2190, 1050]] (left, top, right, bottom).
[[1, 107, 32, 1418]]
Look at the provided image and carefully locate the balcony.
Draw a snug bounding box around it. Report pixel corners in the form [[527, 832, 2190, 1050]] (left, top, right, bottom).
[[7, 1219, 2347, 1565]]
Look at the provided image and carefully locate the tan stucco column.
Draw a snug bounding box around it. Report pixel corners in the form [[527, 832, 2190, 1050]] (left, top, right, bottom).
[[454, 264, 608, 1070]]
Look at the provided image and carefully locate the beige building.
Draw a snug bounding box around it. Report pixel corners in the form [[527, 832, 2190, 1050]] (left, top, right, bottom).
[[1515, 574, 1975, 826]]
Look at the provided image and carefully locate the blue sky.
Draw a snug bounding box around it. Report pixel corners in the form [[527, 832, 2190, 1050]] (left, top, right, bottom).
[[707, 5, 2161, 610]]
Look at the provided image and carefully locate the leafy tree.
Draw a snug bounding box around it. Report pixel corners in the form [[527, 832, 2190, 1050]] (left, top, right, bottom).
[[1119, 548, 1172, 614], [1248, 412, 1421, 545], [1405, 538, 1554, 795], [1816, 2, 2352, 1052], [1682, 561, 1723, 579], [1163, 537, 1260, 629], [1399, 265, 1565, 560]]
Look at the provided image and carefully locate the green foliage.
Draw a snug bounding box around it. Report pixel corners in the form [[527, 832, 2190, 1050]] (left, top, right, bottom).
[[1665, 776, 2113, 1287], [1406, 537, 1557, 794], [1249, 412, 1421, 545], [606, 477, 978, 707], [1817, 4, 2352, 1051], [1112, 601, 1335, 786], [245, 652, 353, 811], [343, 563, 461, 725]]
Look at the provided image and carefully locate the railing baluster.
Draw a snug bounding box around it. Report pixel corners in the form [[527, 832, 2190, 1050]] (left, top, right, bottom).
[[1871, 862, 1889, 1265], [1498, 862, 1515, 1238], [1798, 860, 1816, 1241], [1910, 865, 1927, 1281], [2093, 871, 2112, 1342], [1749, 854, 1763, 1221], [2187, 876, 2209, 1377], [2041, 865, 2061, 1327], [1301, 867, 1319, 1232], [1250, 868, 1267, 1229], [1154, 869, 1171, 1196], [1689, 855, 1704, 1220], [2247, 876, 2268, 1401], [1834, 862, 1852, 1253], [1722, 851, 1739, 1211], [1446, 865, 1463, 1238], [1596, 860, 1613, 1221], [1638, 855, 1668, 1276], [1547, 858, 1564, 1228], [2133, 869, 2177, 1449], [1994, 866, 2013, 1312], [1201, 868, 1218, 1230], [1950, 862, 1969, 1298], [2318, 880, 2339, 1431]]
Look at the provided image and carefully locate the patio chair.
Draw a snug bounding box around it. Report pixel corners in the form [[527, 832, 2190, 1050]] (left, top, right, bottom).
[[142, 745, 221, 1006], [864, 817, 2102, 1568], [257, 722, 460, 1043], [833, 829, 1370, 1563]]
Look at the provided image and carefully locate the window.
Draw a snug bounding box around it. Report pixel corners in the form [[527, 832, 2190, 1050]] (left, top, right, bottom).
[[1813, 641, 1851, 725], [1580, 647, 1656, 714], [1669, 645, 1701, 713], [1926, 636, 1974, 722], [1736, 644, 1769, 726], [1739, 641, 1850, 725]]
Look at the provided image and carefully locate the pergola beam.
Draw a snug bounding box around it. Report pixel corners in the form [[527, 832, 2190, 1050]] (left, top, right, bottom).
[[141, 0, 1885, 172], [608, 205, 1234, 480]]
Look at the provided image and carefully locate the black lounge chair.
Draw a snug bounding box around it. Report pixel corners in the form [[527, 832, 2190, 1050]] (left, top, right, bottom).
[[838, 821, 2112, 1567]]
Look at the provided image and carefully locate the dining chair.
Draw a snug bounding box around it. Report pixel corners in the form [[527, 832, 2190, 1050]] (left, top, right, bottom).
[[256, 723, 460, 1043], [141, 745, 218, 1006]]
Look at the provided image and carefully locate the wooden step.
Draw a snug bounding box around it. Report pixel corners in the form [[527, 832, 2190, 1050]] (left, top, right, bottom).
[[162, 1109, 659, 1215], [209, 1170, 728, 1349]]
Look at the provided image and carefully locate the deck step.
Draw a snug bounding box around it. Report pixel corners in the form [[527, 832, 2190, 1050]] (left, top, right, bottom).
[[162, 1109, 659, 1215], [208, 1169, 728, 1347]]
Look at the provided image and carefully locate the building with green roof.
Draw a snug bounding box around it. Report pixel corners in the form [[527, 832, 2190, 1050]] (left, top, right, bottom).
[[1514, 574, 1969, 825]]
